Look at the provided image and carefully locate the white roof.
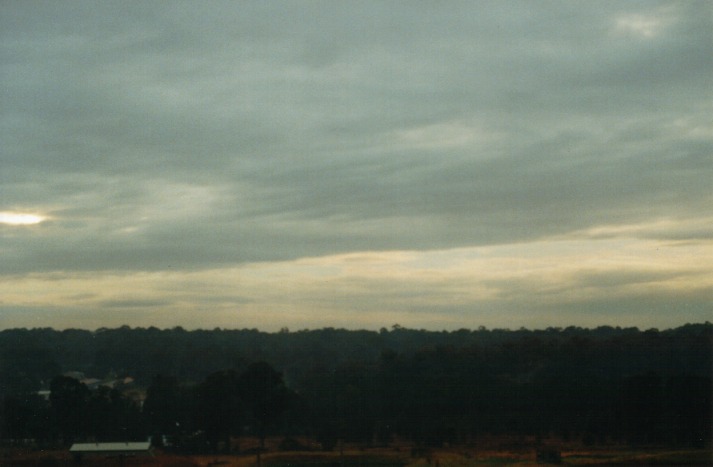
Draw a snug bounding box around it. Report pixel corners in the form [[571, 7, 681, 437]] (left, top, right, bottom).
[[70, 442, 151, 453]]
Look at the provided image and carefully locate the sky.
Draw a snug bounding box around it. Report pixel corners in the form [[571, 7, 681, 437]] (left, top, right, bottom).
[[1, 1, 712, 331]]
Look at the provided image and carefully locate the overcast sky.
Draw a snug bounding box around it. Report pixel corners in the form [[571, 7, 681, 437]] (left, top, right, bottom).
[[1, 1, 711, 331]]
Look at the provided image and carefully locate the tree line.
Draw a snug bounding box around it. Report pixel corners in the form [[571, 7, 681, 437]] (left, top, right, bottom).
[[0, 323, 711, 451]]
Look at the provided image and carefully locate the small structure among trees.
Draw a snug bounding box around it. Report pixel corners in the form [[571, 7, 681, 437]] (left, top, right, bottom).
[[69, 441, 152, 461]]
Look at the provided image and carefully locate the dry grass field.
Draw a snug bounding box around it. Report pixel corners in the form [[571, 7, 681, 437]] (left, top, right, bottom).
[[2, 445, 712, 466]]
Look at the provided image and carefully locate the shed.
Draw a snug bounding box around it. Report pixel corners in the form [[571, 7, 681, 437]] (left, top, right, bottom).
[[69, 441, 152, 457]]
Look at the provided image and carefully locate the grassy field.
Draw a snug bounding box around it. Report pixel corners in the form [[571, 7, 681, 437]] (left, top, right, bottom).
[[2, 445, 711, 466]]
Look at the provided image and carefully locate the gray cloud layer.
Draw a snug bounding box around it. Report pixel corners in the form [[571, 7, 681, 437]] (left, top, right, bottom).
[[2, 1, 712, 277]]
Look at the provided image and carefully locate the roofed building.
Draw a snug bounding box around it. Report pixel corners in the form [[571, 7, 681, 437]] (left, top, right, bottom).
[[69, 441, 152, 459]]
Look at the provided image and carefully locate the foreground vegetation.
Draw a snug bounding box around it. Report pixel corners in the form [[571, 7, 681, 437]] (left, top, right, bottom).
[[2, 442, 712, 466], [1, 323, 710, 460]]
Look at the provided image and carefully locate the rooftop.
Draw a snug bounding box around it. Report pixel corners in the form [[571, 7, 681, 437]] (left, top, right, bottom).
[[69, 442, 151, 453]]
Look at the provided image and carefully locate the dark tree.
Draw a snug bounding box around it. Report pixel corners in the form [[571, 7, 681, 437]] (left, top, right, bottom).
[[49, 375, 89, 444], [84, 386, 144, 441], [143, 375, 182, 443], [1, 393, 50, 442], [0, 347, 60, 397], [238, 361, 290, 449], [665, 375, 712, 447], [197, 369, 242, 452], [619, 372, 663, 445]]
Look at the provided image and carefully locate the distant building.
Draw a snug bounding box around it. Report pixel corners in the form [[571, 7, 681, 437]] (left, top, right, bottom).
[[69, 441, 152, 460], [80, 378, 102, 390]]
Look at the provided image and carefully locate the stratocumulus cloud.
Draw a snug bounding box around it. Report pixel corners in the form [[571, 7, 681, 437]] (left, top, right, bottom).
[[1, 1, 711, 330]]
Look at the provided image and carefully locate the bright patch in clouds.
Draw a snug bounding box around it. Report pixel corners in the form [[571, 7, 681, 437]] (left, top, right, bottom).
[[1, 232, 710, 331], [0, 212, 46, 226], [616, 15, 662, 37], [392, 121, 493, 150], [613, 6, 675, 39]]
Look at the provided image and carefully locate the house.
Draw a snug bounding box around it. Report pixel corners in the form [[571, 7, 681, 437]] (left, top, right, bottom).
[[69, 441, 152, 459]]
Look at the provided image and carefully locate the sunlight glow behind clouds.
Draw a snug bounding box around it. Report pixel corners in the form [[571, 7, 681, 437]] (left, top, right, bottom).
[[0, 212, 46, 226]]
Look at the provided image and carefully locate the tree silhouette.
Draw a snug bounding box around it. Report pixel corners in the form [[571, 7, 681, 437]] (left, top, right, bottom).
[[0, 324, 710, 449], [197, 369, 242, 452], [619, 372, 662, 444], [238, 361, 290, 449], [665, 375, 712, 447], [144, 375, 181, 443], [1, 393, 50, 442], [49, 375, 89, 445]]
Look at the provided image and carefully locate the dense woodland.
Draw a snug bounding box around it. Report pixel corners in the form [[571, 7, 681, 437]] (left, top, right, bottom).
[[0, 323, 711, 452]]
